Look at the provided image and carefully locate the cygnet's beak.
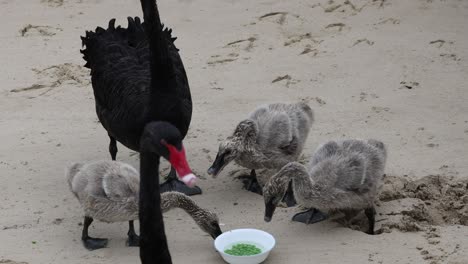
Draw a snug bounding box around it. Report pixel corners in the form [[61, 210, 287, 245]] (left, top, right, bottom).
[[264, 199, 277, 222], [207, 153, 225, 178], [211, 224, 223, 239]]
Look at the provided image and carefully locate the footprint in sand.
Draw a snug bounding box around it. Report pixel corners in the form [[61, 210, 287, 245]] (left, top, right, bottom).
[[41, 0, 94, 8], [271, 74, 300, 88], [225, 37, 257, 52], [372, 0, 389, 8], [301, 96, 327, 107], [429, 39, 453, 49], [10, 63, 90, 97], [207, 37, 257, 66], [400, 81, 419, 90], [371, 106, 390, 114], [41, 0, 63, 7], [428, 40, 460, 63], [259, 12, 288, 25], [284, 33, 313, 47], [321, 0, 367, 14], [257, 11, 303, 26], [19, 24, 62, 37], [206, 57, 237, 66], [440, 53, 461, 62], [356, 92, 379, 102], [283, 33, 323, 56], [325, 22, 346, 32], [300, 45, 321, 56], [367, 106, 391, 122], [351, 38, 374, 47], [416, 228, 461, 263], [374, 17, 401, 26], [0, 260, 29, 264], [208, 81, 224, 91]]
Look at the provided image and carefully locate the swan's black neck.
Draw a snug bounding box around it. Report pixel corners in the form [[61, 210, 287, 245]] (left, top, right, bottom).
[[139, 151, 172, 264], [140, 0, 175, 93]]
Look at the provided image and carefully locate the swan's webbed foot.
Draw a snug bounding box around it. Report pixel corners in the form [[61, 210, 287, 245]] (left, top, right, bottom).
[[81, 216, 108, 250], [82, 237, 109, 250], [160, 168, 202, 195], [292, 208, 327, 224], [238, 170, 263, 195], [160, 178, 202, 195], [126, 220, 140, 247]]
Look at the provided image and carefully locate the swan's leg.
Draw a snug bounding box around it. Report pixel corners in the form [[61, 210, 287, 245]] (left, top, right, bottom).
[[365, 207, 376, 235], [126, 220, 140, 247], [238, 170, 263, 195], [159, 167, 202, 196], [108, 135, 118, 160], [292, 208, 328, 224], [81, 216, 108, 250]]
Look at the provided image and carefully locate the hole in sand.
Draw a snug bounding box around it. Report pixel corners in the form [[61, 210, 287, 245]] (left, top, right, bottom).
[[345, 175, 468, 234]]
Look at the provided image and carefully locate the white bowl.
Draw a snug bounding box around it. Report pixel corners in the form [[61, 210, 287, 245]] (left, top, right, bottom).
[[214, 228, 276, 264]]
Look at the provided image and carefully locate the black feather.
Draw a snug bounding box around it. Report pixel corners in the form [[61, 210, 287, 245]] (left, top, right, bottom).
[[108, 18, 116, 30], [80, 16, 191, 151]]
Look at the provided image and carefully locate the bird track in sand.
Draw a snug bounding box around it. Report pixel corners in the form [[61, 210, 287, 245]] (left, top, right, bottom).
[[19, 24, 62, 37], [10, 64, 89, 97]]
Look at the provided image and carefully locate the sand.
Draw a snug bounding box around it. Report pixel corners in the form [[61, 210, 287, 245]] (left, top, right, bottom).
[[1, 0, 468, 263]]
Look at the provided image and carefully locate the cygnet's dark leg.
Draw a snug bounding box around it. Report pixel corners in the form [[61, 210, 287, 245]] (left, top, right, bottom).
[[81, 216, 108, 250], [109, 135, 118, 161], [292, 208, 327, 224], [126, 220, 139, 247], [238, 169, 263, 195], [281, 180, 297, 207], [339, 208, 361, 225], [365, 207, 376, 235], [159, 167, 202, 196]]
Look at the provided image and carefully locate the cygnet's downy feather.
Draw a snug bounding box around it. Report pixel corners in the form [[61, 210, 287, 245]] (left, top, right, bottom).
[[208, 102, 314, 178], [263, 139, 387, 234]]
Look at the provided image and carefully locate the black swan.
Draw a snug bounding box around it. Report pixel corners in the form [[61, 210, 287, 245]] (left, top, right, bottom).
[[79, 0, 200, 256], [80, 0, 202, 198]]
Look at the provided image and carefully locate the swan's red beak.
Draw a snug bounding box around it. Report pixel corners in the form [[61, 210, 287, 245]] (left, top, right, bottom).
[[164, 142, 197, 187]]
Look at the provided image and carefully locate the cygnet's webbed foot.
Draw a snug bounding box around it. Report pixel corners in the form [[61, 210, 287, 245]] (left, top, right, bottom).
[[281, 180, 297, 207], [82, 237, 108, 250], [238, 170, 262, 195], [365, 207, 376, 235], [160, 178, 202, 196], [81, 216, 108, 250], [292, 208, 327, 224]]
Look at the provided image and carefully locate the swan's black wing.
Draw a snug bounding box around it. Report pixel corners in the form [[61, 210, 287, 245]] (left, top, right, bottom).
[[81, 17, 192, 150]]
